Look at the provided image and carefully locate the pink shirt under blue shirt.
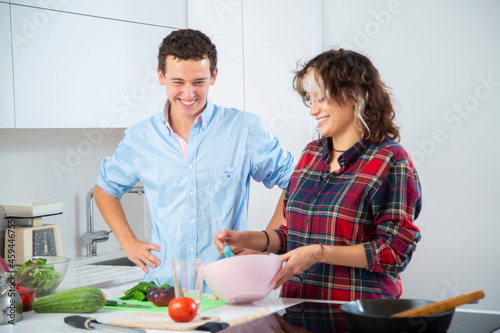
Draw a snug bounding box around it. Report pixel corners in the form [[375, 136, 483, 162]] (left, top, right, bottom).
[[164, 109, 201, 161]]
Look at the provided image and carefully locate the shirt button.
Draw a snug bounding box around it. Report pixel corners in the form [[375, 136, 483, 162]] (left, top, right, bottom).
[[190, 192, 194, 196], [190, 219, 195, 224], [189, 164, 193, 169], [190, 248, 194, 252]]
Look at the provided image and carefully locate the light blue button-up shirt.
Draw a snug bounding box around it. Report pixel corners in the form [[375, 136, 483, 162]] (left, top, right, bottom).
[[96, 99, 295, 290]]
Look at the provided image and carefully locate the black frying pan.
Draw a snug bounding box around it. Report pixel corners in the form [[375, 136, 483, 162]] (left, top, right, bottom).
[[340, 299, 454, 333]]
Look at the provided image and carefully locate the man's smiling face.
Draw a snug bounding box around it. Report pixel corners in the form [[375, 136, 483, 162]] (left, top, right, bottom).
[[158, 55, 217, 122]]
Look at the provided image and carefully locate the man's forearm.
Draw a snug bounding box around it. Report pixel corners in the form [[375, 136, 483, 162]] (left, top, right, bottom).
[[93, 185, 137, 245], [94, 185, 161, 271]]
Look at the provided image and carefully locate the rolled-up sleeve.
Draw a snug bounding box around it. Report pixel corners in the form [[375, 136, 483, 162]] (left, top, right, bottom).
[[364, 161, 422, 275], [96, 129, 139, 199], [274, 225, 288, 255]]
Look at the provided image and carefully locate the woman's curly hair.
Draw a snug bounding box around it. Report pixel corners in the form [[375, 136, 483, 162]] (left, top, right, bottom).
[[158, 29, 217, 75], [293, 48, 399, 143]]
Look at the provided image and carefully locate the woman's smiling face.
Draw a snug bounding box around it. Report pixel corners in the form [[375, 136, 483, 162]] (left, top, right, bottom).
[[308, 92, 357, 139]]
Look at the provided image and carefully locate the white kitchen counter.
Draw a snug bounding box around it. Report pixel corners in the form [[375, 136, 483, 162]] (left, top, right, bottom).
[[4, 252, 303, 333], [10, 296, 302, 333], [9, 252, 499, 332]]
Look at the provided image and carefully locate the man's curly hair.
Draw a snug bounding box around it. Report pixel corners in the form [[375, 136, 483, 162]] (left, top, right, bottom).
[[158, 29, 217, 75]]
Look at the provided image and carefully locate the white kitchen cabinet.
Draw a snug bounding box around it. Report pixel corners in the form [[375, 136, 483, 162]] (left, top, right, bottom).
[[10, 0, 186, 28], [0, 2, 15, 128], [11, 5, 179, 128]]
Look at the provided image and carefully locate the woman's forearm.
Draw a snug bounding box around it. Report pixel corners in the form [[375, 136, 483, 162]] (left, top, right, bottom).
[[241, 230, 281, 254], [265, 189, 287, 231], [315, 243, 368, 269]]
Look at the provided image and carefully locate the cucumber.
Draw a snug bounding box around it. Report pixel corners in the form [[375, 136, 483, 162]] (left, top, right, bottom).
[[33, 286, 106, 313]]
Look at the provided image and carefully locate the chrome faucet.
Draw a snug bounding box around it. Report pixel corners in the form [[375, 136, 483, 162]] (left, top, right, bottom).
[[84, 185, 145, 257]]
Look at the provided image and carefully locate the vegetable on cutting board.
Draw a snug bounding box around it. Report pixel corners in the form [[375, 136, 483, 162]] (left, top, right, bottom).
[[147, 284, 175, 307], [168, 297, 198, 323], [120, 279, 171, 304], [120, 281, 159, 301], [33, 286, 106, 313]]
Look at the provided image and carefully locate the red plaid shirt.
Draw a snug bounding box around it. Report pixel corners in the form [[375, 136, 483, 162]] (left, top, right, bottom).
[[276, 137, 422, 301]]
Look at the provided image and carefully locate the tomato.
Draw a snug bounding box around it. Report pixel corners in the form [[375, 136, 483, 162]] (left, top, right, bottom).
[[168, 297, 198, 322]]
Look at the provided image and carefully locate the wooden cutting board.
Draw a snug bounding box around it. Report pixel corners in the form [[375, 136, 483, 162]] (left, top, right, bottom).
[[109, 310, 273, 331], [109, 313, 220, 331]]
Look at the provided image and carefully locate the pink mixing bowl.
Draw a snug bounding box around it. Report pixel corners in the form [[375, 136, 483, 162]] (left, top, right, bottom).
[[204, 254, 282, 304]]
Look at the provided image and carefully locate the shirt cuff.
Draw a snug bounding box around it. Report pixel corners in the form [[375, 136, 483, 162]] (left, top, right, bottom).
[[96, 176, 127, 200], [273, 225, 288, 255], [363, 242, 378, 272]]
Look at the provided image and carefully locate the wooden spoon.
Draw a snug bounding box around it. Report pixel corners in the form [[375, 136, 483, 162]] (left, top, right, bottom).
[[391, 290, 485, 317]]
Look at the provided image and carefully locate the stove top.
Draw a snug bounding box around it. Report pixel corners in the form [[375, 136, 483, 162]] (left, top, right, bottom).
[[448, 310, 500, 333], [219, 307, 500, 333]]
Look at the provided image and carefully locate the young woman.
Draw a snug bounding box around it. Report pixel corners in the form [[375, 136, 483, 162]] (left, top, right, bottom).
[[216, 48, 422, 329]]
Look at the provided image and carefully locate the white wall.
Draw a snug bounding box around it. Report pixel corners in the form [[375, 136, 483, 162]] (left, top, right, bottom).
[[242, 0, 320, 231], [322, 0, 500, 311], [0, 129, 149, 257]]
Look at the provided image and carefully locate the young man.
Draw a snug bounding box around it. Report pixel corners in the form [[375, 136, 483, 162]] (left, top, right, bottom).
[[94, 29, 295, 288]]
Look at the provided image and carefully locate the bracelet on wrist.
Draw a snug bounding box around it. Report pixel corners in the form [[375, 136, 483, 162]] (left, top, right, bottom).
[[318, 244, 324, 262], [261, 230, 270, 252]]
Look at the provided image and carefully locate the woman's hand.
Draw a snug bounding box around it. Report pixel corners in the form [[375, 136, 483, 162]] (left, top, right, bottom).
[[214, 229, 245, 255], [123, 239, 161, 273], [271, 245, 321, 289]]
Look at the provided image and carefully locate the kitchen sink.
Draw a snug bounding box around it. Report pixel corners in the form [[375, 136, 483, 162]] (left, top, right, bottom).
[[88, 257, 136, 266]]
